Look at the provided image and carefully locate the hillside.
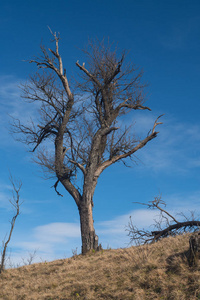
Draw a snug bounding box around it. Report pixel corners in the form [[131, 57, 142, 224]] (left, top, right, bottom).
[[0, 234, 199, 300]]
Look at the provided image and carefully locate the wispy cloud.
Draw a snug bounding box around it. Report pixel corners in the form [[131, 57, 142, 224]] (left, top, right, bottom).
[[8, 214, 141, 263], [2, 74, 200, 174], [96, 209, 158, 248], [165, 190, 200, 216], [0, 75, 21, 100], [96, 191, 200, 248], [130, 113, 200, 174], [0, 75, 39, 148], [97, 209, 157, 235], [9, 212, 156, 263], [0, 191, 11, 209], [0, 180, 17, 210], [6, 188, 200, 266], [160, 16, 200, 50], [0, 75, 27, 120], [34, 222, 81, 242], [11, 222, 81, 262]]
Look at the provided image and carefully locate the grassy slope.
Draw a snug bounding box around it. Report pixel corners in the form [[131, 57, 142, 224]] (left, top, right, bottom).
[[0, 234, 200, 300]]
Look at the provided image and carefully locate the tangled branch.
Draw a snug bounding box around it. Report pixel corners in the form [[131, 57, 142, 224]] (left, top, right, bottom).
[[127, 196, 200, 244]]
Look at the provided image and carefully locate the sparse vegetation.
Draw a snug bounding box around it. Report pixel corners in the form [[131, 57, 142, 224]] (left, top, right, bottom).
[[0, 234, 200, 299]]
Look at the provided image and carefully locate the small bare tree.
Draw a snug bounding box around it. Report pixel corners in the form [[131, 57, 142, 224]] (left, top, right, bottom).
[[21, 249, 37, 266], [12, 30, 162, 254], [127, 196, 200, 245], [0, 175, 22, 273]]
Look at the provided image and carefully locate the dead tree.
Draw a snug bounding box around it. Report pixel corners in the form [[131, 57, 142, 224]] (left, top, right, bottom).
[[12, 31, 162, 254], [127, 196, 200, 245], [188, 232, 200, 266], [0, 175, 22, 273]]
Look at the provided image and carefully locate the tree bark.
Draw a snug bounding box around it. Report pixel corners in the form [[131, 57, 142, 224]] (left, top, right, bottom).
[[79, 197, 99, 254], [188, 231, 200, 267]]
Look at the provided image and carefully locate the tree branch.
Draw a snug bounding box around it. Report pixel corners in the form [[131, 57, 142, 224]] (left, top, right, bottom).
[[0, 175, 22, 273], [116, 99, 151, 113], [94, 117, 161, 177], [69, 160, 86, 175], [51, 179, 63, 197], [76, 61, 102, 88], [60, 178, 82, 208], [104, 55, 125, 85], [134, 196, 179, 224], [152, 114, 164, 134], [127, 196, 200, 245], [30, 30, 73, 101], [151, 221, 200, 242]]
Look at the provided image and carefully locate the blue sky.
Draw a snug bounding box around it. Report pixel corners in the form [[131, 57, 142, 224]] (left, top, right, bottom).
[[1, 0, 200, 266]]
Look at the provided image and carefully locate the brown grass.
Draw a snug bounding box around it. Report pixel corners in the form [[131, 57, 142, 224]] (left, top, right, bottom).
[[0, 233, 200, 299]]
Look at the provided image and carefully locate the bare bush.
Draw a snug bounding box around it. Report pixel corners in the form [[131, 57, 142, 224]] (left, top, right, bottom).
[[127, 195, 200, 245]]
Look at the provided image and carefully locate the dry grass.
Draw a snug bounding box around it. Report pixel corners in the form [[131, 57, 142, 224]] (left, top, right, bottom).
[[0, 233, 200, 299]]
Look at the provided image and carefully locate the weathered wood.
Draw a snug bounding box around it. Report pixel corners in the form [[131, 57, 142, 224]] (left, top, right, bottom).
[[188, 231, 200, 267], [151, 221, 200, 242]]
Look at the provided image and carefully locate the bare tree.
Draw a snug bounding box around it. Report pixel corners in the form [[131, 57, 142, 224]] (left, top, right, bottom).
[[21, 249, 37, 266], [0, 175, 22, 273], [12, 31, 162, 254], [127, 196, 200, 245]]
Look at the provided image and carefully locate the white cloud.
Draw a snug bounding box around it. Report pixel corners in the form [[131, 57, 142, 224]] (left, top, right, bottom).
[[2, 74, 199, 174], [110, 110, 200, 175], [95, 209, 159, 249], [10, 222, 81, 264], [0, 75, 27, 120], [1, 76, 200, 265], [0, 75, 40, 149], [5, 190, 200, 266], [0, 191, 11, 209], [0, 75, 21, 100], [97, 209, 157, 235], [9, 213, 155, 264], [0, 181, 18, 210], [165, 191, 200, 216], [34, 222, 81, 242], [131, 114, 200, 174], [96, 190, 200, 248]]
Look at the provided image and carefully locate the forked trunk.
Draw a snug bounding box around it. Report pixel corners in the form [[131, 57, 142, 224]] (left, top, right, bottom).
[[79, 200, 99, 254]]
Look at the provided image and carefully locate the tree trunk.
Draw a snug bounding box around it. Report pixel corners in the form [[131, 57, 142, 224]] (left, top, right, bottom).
[[79, 200, 99, 254], [188, 231, 200, 267]]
